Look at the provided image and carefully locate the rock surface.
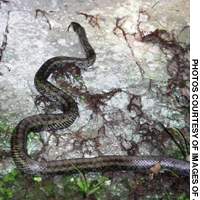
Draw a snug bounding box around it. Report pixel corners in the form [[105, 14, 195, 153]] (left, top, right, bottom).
[[0, 0, 189, 173]]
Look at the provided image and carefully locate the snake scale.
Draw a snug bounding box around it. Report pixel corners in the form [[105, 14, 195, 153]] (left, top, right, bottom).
[[11, 22, 189, 176]]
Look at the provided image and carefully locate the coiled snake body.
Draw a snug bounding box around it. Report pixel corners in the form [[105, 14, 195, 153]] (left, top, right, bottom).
[[11, 22, 189, 176]]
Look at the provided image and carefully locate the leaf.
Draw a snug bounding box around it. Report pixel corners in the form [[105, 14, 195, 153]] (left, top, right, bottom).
[[149, 162, 161, 180], [150, 162, 161, 174], [33, 176, 42, 182]]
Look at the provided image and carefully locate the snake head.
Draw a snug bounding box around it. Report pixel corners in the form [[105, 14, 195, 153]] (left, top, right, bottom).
[[67, 22, 83, 33]]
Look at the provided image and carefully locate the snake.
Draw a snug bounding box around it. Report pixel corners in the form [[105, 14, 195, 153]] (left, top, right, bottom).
[[11, 22, 189, 176]]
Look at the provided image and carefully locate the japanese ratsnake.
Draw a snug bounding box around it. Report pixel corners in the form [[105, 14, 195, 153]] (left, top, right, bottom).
[[11, 22, 189, 176]]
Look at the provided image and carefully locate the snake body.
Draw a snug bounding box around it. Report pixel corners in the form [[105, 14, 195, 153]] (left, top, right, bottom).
[[11, 22, 189, 176]]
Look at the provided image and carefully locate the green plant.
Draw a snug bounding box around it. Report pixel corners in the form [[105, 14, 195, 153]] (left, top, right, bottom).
[[167, 147, 185, 160], [33, 176, 42, 183], [62, 161, 109, 198], [164, 127, 189, 161], [163, 192, 173, 200], [177, 193, 189, 200], [74, 174, 108, 198], [0, 170, 19, 200], [74, 75, 81, 81], [161, 192, 189, 200]]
